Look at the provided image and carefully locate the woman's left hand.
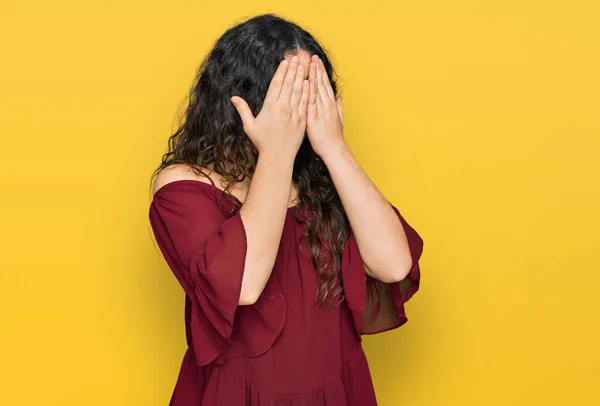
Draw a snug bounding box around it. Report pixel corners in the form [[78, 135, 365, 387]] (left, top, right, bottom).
[[307, 55, 345, 159]]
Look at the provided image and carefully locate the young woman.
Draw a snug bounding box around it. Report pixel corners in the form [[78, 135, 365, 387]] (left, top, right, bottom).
[[149, 13, 424, 406]]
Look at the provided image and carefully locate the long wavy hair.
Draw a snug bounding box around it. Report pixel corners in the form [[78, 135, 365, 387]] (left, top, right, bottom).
[[151, 13, 349, 306]]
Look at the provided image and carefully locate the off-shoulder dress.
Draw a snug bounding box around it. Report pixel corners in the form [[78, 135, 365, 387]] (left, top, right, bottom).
[[149, 175, 423, 406]]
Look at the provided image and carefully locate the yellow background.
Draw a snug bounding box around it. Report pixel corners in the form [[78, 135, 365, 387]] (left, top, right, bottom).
[[1, 1, 599, 405]]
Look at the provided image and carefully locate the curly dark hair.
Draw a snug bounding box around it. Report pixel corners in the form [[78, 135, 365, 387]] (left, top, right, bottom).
[[151, 13, 349, 306]]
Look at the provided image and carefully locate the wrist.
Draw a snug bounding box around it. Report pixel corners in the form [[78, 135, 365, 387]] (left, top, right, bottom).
[[317, 140, 349, 162], [257, 149, 296, 170]]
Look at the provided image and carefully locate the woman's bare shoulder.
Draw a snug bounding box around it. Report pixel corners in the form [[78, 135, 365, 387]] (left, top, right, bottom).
[[152, 164, 215, 196]]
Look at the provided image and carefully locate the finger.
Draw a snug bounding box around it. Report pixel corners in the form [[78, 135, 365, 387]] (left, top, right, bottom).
[[298, 79, 309, 119], [230, 96, 255, 132], [316, 57, 331, 104], [336, 96, 344, 127], [315, 56, 323, 90], [311, 58, 324, 107], [308, 60, 317, 89], [290, 63, 305, 108], [279, 55, 299, 102], [308, 60, 321, 118], [264, 59, 290, 104], [319, 58, 336, 100], [316, 87, 323, 115], [308, 78, 318, 121]]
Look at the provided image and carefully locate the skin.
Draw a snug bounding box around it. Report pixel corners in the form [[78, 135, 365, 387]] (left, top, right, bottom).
[[304, 53, 413, 285], [153, 50, 412, 305]]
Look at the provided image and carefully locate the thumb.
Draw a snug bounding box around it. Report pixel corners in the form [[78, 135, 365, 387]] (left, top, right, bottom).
[[230, 96, 255, 132]]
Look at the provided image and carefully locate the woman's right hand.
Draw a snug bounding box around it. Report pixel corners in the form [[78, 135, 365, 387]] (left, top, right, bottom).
[[230, 56, 309, 160]]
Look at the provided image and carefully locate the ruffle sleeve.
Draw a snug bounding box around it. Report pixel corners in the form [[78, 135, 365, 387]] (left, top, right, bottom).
[[148, 180, 285, 367], [342, 202, 424, 336]]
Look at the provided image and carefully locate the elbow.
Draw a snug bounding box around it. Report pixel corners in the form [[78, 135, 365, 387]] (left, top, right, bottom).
[[388, 241, 414, 282], [373, 235, 415, 283], [237, 263, 273, 305], [394, 262, 413, 282], [384, 259, 413, 283], [238, 289, 260, 306], [364, 256, 413, 283]]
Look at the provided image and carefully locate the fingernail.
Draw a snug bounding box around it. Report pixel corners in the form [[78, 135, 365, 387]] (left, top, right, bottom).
[[283, 59, 289, 65], [298, 64, 304, 71], [292, 56, 299, 63]]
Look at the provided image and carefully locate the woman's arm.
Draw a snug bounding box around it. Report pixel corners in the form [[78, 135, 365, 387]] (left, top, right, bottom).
[[154, 55, 310, 305], [152, 157, 294, 305], [321, 143, 413, 283], [229, 55, 310, 304], [306, 55, 412, 283], [236, 153, 295, 304]]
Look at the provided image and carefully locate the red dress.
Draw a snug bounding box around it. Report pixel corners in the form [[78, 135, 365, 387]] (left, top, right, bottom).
[[149, 177, 423, 406]]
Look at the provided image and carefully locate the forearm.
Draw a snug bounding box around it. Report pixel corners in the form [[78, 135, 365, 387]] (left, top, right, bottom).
[[238, 152, 294, 304], [321, 142, 412, 282]]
